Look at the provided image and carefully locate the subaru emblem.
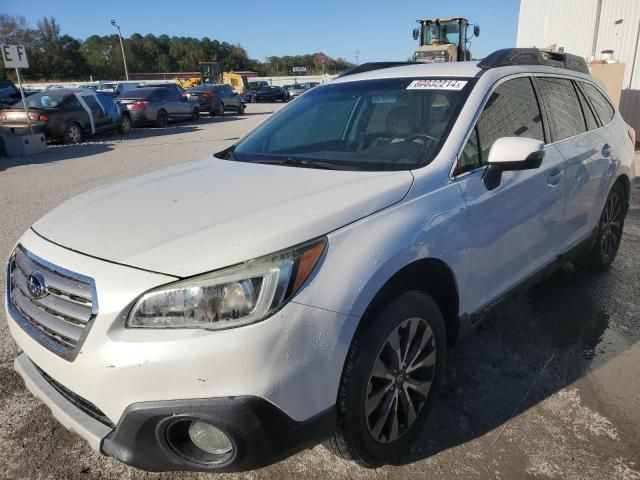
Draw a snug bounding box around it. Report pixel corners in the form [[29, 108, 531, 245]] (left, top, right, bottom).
[[27, 271, 48, 299]]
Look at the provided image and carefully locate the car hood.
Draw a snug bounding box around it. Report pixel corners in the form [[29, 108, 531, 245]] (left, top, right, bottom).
[[32, 157, 414, 277]]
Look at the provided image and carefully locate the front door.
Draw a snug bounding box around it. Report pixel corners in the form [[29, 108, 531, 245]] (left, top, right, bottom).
[[454, 76, 566, 305]]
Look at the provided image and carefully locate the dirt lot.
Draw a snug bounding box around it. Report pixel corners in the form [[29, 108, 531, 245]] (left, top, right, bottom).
[[0, 104, 639, 479]]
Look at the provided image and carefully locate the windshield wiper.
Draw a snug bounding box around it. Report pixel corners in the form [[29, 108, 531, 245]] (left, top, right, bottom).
[[252, 157, 354, 170]]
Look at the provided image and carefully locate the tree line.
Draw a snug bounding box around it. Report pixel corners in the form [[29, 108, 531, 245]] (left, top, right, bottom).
[[0, 14, 353, 81]]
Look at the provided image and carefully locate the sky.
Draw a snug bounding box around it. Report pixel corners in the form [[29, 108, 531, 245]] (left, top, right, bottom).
[[2, 0, 521, 64]]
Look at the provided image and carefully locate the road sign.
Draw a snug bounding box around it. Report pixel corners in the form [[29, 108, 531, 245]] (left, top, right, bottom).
[[292, 66, 307, 73], [1, 44, 32, 134], [1, 44, 29, 69]]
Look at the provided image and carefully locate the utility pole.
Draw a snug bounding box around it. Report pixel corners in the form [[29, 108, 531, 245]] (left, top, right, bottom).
[[111, 19, 129, 80], [355, 50, 360, 65]]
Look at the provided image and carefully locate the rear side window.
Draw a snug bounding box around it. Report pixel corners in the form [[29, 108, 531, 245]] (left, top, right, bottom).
[[83, 96, 101, 109], [457, 77, 544, 174], [575, 86, 598, 131], [581, 82, 615, 125], [65, 96, 82, 110], [537, 77, 586, 141]]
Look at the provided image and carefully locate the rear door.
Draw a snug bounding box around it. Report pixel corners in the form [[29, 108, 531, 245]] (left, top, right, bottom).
[[78, 93, 112, 132], [455, 76, 566, 305], [535, 77, 611, 251]]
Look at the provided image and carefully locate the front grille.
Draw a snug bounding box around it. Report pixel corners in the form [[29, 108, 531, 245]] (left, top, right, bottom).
[[33, 362, 115, 429], [7, 245, 98, 361]]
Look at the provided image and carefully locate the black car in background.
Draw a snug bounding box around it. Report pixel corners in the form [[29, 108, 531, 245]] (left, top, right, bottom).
[[116, 87, 200, 127], [0, 89, 131, 143], [0, 80, 21, 108], [184, 84, 245, 116], [246, 85, 290, 103]]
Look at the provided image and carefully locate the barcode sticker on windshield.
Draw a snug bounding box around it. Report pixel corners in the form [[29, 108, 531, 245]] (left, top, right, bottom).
[[407, 80, 467, 90]]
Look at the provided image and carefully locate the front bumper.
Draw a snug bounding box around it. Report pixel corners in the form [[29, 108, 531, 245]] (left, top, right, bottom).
[[15, 353, 334, 472]]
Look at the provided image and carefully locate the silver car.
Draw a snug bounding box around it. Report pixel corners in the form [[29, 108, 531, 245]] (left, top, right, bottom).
[[117, 87, 200, 127]]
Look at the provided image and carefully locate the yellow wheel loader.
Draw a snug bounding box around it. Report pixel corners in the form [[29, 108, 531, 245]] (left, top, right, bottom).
[[412, 17, 480, 63]]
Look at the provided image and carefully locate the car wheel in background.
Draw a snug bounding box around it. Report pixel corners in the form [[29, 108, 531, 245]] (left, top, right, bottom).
[[327, 291, 446, 467], [63, 123, 84, 144], [155, 109, 168, 128], [216, 102, 225, 116], [191, 108, 200, 121], [238, 103, 245, 115], [575, 181, 626, 271], [119, 114, 132, 135]]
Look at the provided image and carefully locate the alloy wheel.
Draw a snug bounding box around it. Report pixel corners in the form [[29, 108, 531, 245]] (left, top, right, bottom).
[[67, 125, 82, 143], [365, 317, 436, 444], [600, 190, 623, 259]]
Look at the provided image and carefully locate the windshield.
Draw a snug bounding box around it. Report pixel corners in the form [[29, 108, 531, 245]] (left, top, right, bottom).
[[424, 21, 460, 45], [13, 92, 68, 109], [228, 77, 472, 171]]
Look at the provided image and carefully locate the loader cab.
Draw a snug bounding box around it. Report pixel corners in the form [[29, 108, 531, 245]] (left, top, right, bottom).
[[412, 17, 479, 63]]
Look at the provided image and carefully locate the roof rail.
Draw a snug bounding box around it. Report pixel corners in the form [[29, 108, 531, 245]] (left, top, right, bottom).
[[478, 48, 589, 74], [338, 62, 416, 78]]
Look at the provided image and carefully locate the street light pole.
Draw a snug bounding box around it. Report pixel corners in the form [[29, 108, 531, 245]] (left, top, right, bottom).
[[111, 19, 129, 80]]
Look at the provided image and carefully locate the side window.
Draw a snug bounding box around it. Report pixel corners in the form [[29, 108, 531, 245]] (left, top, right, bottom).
[[64, 96, 82, 110], [537, 77, 586, 141], [457, 77, 544, 174], [581, 82, 615, 125], [83, 95, 101, 110], [575, 84, 598, 131]]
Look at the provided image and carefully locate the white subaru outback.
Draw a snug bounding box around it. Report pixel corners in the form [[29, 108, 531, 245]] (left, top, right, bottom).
[[6, 49, 635, 472]]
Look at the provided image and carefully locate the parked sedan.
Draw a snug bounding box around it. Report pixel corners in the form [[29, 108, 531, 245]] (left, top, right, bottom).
[[247, 86, 289, 103], [285, 83, 307, 98], [0, 89, 131, 144], [0, 79, 21, 108], [116, 87, 200, 127], [184, 84, 245, 116]]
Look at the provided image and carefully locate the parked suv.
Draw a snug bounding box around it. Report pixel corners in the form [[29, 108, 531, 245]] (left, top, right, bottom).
[[6, 49, 634, 472]]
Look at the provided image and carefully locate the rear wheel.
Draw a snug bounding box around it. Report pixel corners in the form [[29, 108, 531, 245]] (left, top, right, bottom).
[[155, 109, 168, 128], [575, 181, 626, 271], [327, 291, 446, 467], [119, 114, 132, 135], [63, 123, 83, 144], [238, 103, 245, 115], [215, 102, 225, 116], [191, 108, 200, 121]]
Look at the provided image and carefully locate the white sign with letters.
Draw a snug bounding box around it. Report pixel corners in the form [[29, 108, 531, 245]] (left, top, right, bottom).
[[1, 44, 29, 69], [406, 79, 467, 90]]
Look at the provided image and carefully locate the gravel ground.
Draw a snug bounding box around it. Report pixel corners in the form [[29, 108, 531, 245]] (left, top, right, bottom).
[[0, 106, 639, 480]]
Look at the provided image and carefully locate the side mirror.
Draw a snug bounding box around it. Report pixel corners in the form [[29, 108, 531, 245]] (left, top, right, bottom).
[[482, 137, 545, 190], [413, 28, 420, 41], [474, 25, 480, 37]]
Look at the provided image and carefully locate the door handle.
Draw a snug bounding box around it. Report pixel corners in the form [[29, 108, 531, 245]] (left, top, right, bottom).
[[601, 143, 611, 157], [547, 167, 562, 186]]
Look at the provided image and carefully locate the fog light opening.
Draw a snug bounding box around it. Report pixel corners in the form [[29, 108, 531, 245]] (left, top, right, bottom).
[[166, 419, 235, 466]]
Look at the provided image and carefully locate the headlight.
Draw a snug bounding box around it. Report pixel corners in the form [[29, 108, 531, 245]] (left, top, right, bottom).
[[127, 238, 326, 330]]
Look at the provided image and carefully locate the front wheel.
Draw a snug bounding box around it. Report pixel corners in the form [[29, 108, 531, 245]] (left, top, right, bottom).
[[575, 181, 626, 271], [327, 291, 446, 467]]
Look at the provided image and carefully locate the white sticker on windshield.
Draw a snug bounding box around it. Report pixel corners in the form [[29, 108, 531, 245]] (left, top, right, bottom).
[[407, 79, 467, 90]]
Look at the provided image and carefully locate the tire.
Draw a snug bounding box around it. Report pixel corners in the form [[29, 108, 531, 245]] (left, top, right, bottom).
[[238, 103, 245, 115], [327, 291, 446, 467], [63, 123, 83, 144], [215, 102, 225, 116], [155, 109, 168, 128], [191, 108, 200, 121], [118, 114, 132, 135], [575, 181, 626, 271]]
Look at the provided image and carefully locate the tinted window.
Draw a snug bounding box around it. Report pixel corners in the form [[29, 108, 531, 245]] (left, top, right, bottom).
[[232, 77, 472, 171], [156, 89, 171, 101], [538, 77, 586, 141], [83, 95, 101, 109], [65, 96, 82, 110], [581, 82, 615, 125], [458, 77, 544, 173], [576, 86, 598, 131], [120, 89, 154, 99]]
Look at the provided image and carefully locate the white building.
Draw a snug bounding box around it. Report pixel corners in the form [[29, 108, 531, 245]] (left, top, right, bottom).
[[517, 0, 640, 136]]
